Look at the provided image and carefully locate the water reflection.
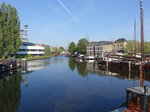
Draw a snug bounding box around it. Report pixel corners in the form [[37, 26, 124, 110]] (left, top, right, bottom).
[[0, 70, 22, 112], [0, 57, 149, 112], [27, 59, 50, 72], [21, 59, 51, 86], [68, 58, 76, 71], [21, 59, 51, 75], [0, 59, 51, 112], [68, 58, 150, 82]]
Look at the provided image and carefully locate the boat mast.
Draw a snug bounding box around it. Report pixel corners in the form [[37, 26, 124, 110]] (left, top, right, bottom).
[[140, 0, 144, 87], [87, 32, 90, 42], [134, 20, 136, 57], [140, 0, 144, 60]]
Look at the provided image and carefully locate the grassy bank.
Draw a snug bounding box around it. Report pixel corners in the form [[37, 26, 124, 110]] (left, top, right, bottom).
[[0, 56, 51, 61], [22, 56, 51, 61]]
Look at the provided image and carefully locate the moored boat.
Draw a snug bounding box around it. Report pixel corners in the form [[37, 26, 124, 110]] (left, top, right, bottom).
[[83, 56, 95, 60], [78, 54, 84, 59]]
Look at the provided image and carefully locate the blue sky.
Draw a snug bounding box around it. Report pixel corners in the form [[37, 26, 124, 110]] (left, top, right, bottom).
[[0, 0, 150, 48]]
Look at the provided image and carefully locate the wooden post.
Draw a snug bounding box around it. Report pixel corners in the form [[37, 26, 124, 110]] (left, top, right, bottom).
[[140, 61, 144, 87], [21, 59, 27, 72], [129, 69, 131, 80], [106, 58, 108, 70], [129, 61, 131, 71], [137, 96, 141, 111], [126, 91, 130, 106], [148, 97, 150, 112]]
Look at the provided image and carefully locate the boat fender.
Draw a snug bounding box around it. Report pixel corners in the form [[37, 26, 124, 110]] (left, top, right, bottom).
[[10, 64, 12, 68]]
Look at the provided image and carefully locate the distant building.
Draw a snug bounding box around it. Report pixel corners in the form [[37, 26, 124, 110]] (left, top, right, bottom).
[[49, 46, 57, 53], [86, 42, 96, 56], [113, 38, 127, 52], [17, 25, 45, 57], [86, 41, 113, 57], [86, 38, 128, 57]]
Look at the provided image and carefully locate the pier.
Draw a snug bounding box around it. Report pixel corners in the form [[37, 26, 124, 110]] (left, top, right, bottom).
[[126, 86, 150, 112]]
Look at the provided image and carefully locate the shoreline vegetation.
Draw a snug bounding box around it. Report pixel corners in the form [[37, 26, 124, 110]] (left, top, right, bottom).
[[21, 56, 51, 61], [0, 55, 52, 61]]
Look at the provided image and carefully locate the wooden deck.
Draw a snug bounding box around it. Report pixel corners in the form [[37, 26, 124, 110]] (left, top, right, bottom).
[[126, 86, 150, 112]]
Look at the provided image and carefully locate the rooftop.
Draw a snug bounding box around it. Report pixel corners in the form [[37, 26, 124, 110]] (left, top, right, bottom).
[[114, 38, 127, 43], [88, 41, 113, 45]]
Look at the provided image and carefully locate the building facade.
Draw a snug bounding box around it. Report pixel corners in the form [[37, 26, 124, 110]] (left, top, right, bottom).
[[113, 38, 127, 52], [17, 25, 45, 57], [86, 41, 113, 57], [86, 42, 96, 56]]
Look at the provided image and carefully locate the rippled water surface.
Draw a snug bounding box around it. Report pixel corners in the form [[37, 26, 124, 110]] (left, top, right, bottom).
[[0, 56, 150, 112]]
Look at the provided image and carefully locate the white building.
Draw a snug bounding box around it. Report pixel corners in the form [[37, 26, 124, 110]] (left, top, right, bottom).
[[17, 25, 45, 57]]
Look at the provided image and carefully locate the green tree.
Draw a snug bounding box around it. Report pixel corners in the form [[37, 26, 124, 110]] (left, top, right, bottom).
[[58, 46, 64, 53], [53, 47, 58, 53], [0, 2, 21, 58], [0, 2, 7, 58], [77, 38, 89, 54], [68, 42, 76, 54], [125, 40, 134, 53], [59, 46, 64, 51], [12, 7, 21, 57], [0, 11, 3, 58], [144, 42, 150, 54], [125, 40, 150, 54], [44, 45, 51, 56]]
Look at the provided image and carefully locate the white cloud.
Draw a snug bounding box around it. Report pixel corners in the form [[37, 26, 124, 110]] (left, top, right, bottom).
[[57, 0, 78, 22]]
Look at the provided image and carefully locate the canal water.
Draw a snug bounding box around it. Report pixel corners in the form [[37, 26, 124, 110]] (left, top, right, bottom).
[[0, 56, 150, 112]]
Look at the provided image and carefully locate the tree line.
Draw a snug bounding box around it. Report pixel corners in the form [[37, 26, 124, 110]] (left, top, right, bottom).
[[0, 2, 21, 59], [44, 45, 65, 56], [68, 38, 89, 54], [69, 39, 150, 55], [125, 40, 150, 54]]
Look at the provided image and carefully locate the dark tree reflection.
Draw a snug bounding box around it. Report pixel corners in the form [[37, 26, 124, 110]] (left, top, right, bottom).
[[77, 62, 88, 77], [68, 58, 76, 71], [68, 58, 88, 76], [0, 71, 22, 112]]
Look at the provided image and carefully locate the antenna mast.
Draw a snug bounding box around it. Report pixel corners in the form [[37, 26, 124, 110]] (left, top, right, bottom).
[[87, 32, 89, 42]]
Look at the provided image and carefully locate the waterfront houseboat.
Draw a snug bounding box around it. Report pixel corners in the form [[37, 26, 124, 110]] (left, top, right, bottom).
[[97, 56, 121, 68], [97, 55, 145, 71], [97, 55, 150, 71]]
